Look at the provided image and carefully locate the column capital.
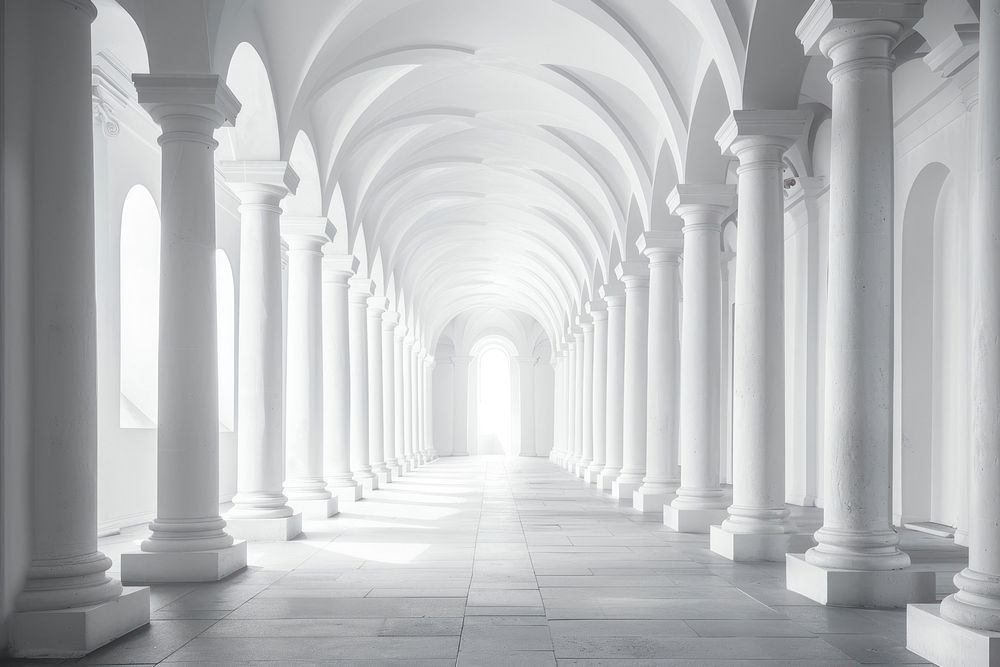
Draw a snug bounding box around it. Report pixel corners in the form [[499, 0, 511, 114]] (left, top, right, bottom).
[[395, 323, 408, 339], [577, 313, 594, 332], [424, 356, 435, 368], [599, 281, 626, 308], [348, 277, 374, 304], [132, 73, 240, 137], [716, 110, 810, 159], [403, 334, 416, 347], [796, 0, 924, 58], [637, 230, 684, 264], [322, 253, 358, 284], [567, 324, 583, 339], [382, 310, 400, 330], [367, 296, 388, 316], [615, 260, 650, 287], [925, 23, 980, 108], [281, 216, 335, 247], [92, 59, 128, 138], [667, 184, 736, 226], [587, 299, 608, 321], [220, 160, 299, 201]]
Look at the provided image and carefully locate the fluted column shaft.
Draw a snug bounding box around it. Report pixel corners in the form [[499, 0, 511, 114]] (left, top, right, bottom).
[[599, 285, 626, 487], [941, 0, 1000, 631], [321, 255, 360, 496], [616, 262, 651, 488], [367, 297, 388, 476], [348, 279, 375, 486]]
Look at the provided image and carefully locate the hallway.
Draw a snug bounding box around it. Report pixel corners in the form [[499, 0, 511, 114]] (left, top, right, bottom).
[[58, 456, 962, 665]]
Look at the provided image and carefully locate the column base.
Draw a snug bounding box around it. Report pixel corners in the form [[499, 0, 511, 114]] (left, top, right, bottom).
[[9, 587, 150, 658], [224, 513, 303, 541], [375, 469, 392, 486], [330, 483, 363, 503], [709, 526, 813, 562], [597, 469, 619, 491], [611, 479, 641, 500], [583, 467, 602, 485], [388, 464, 403, 478], [907, 603, 1000, 667], [121, 541, 247, 584], [664, 505, 728, 533], [289, 496, 339, 519], [357, 476, 378, 497], [785, 553, 935, 608], [633, 489, 674, 513]]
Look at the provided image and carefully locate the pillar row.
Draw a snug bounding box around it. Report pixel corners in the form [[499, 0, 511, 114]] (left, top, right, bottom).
[[586, 301, 609, 484], [367, 296, 390, 485]]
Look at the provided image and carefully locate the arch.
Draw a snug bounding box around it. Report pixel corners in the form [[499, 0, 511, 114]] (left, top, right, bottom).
[[119, 185, 160, 428], [469, 335, 519, 457], [895, 162, 950, 527], [285, 130, 324, 217], [216, 250, 236, 432], [217, 41, 281, 162]]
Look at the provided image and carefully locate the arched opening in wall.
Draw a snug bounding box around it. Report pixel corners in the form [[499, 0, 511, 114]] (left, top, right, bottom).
[[898, 162, 955, 529], [471, 337, 518, 456], [119, 185, 160, 428], [216, 250, 236, 432]]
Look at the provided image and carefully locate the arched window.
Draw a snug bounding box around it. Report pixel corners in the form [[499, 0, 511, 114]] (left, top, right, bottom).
[[119, 185, 160, 427], [216, 250, 236, 431], [475, 343, 513, 456]]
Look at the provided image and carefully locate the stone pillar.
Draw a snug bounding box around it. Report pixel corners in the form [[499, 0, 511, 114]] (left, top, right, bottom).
[[403, 334, 417, 469], [569, 326, 584, 472], [710, 111, 811, 560], [414, 347, 424, 462], [220, 160, 302, 540], [425, 355, 438, 459], [554, 349, 569, 464], [382, 311, 401, 475], [397, 326, 412, 470], [349, 278, 377, 495], [664, 184, 735, 533], [367, 296, 390, 486], [9, 1, 149, 654], [598, 284, 626, 491], [281, 218, 338, 519], [787, 0, 934, 608], [586, 302, 609, 483], [612, 261, 650, 500], [577, 314, 595, 476], [322, 254, 362, 502], [634, 231, 684, 512], [909, 0, 1000, 661], [453, 356, 474, 456], [121, 74, 248, 584], [558, 342, 573, 467]]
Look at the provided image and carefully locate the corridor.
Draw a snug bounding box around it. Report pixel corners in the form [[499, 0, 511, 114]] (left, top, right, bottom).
[[61, 457, 964, 666]]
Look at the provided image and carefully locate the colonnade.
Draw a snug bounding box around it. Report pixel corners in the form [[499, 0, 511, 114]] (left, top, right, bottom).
[[548, 7, 998, 653]]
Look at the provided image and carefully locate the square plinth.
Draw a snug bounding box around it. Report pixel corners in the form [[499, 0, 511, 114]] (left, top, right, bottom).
[[583, 468, 601, 485], [331, 484, 362, 503], [357, 476, 378, 496], [376, 469, 392, 486], [9, 586, 150, 658], [908, 603, 1000, 667], [388, 464, 403, 478], [709, 526, 814, 561], [121, 541, 247, 584], [633, 489, 674, 513], [224, 513, 302, 541], [611, 479, 641, 500], [597, 471, 618, 491], [289, 496, 338, 519], [785, 553, 936, 608], [664, 505, 728, 533]]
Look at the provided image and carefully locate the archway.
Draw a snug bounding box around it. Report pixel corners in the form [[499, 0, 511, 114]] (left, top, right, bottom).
[[470, 336, 519, 456]]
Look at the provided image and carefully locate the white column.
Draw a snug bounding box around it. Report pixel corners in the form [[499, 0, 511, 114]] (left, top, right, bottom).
[[403, 334, 417, 468], [392, 324, 409, 475], [549, 350, 565, 463], [349, 278, 377, 495], [425, 355, 438, 459], [577, 314, 595, 476], [10, 1, 149, 653], [709, 111, 810, 559], [912, 0, 1000, 654], [586, 302, 608, 483], [382, 311, 401, 475], [788, 0, 934, 609], [452, 356, 473, 456], [612, 261, 650, 499], [121, 74, 247, 584], [568, 327, 584, 472], [322, 254, 362, 502], [416, 347, 427, 462], [634, 231, 684, 512], [220, 161, 302, 540], [598, 284, 626, 491], [367, 296, 390, 485], [282, 218, 337, 519], [665, 185, 736, 533]]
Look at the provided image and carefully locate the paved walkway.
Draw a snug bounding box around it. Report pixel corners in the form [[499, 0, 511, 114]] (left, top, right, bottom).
[[39, 456, 966, 665]]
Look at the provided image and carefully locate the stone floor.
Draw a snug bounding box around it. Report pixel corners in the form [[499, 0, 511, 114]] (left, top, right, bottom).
[[17, 456, 967, 665]]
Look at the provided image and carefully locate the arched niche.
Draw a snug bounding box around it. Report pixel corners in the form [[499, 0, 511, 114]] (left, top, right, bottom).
[[469, 335, 520, 456]]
